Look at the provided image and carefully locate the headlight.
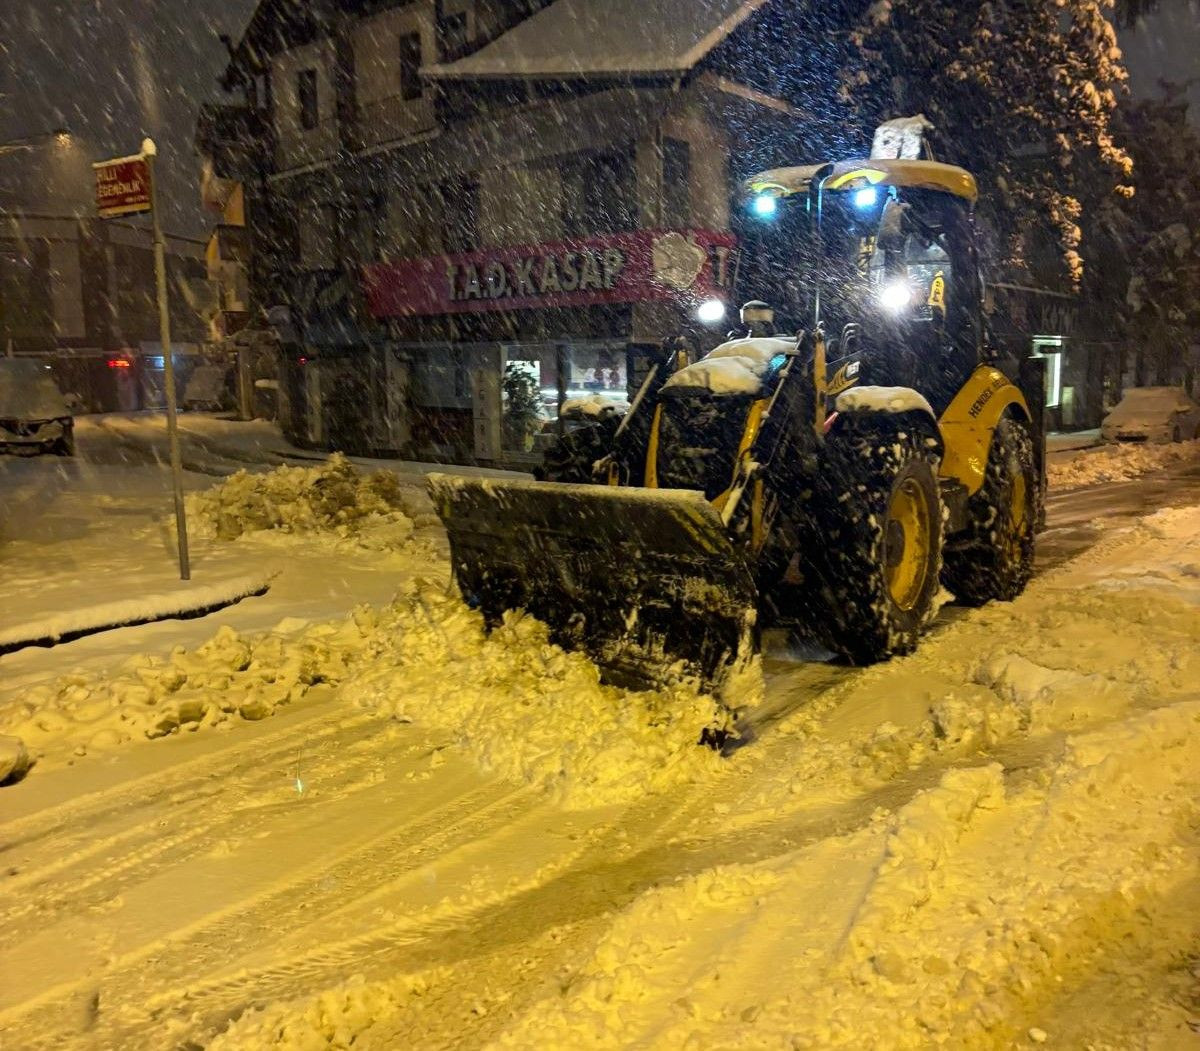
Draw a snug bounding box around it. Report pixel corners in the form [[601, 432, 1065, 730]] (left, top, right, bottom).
[[879, 280, 912, 313], [751, 194, 778, 218], [853, 186, 879, 209]]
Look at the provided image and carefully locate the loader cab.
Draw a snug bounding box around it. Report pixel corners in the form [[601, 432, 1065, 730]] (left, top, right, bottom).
[[745, 160, 983, 413]]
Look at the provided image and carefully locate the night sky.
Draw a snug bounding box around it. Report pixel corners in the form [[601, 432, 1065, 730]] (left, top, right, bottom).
[[0, 0, 1196, 237], [0, 0, 257, 235]]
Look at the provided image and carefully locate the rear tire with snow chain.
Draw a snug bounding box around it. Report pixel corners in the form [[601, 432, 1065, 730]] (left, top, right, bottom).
[[800, 421, 944, 664], [941, 415, 1036, 605], [534, 417, 620, 483]]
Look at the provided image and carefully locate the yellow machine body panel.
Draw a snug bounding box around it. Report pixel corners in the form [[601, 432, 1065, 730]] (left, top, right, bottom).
[[937, 365, 1031, 495], [712, 398, 767, 511]]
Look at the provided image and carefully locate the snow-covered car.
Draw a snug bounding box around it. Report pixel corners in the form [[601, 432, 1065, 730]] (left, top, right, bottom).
[[1100, 386, 1200, 444], [0, 358, 74, 456]]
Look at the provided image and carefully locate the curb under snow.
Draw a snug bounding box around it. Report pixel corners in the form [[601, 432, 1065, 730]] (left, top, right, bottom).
[[0, 570, 275, 656]]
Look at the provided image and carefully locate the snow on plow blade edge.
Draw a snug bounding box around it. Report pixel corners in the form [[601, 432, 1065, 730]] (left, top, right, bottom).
[[426, 474, 759, 695]]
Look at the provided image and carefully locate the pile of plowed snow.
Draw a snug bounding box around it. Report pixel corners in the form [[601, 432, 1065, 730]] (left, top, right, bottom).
[[185, 453, 419, 550], [343, 583, 727, 807], [1048, 436, 1198, 489], [1, 582, 727, 805], [0, 616, 370, 763]]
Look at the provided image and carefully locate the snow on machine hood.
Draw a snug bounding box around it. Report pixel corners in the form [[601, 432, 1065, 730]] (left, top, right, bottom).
[[662, 336, 797, 396]]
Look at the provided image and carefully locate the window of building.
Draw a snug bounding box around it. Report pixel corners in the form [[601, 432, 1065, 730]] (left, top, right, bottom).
[[442, 177, 479, 254], [297, 69, 319, 130], [561, 150, 634, 237], [298, 201, 337, 269], [0, 242, 52, 339], [581, 151, 633, 235], [662, 137, 691, 228], [399, 31, 423, 101], [441, 12, 469, 60]]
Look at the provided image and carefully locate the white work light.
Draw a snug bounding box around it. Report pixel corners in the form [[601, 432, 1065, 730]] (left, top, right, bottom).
[[879, 280, 912, 313], [696, 298, 727, 324], [853, 186, 879, 209], [751, 194, 778, 218]]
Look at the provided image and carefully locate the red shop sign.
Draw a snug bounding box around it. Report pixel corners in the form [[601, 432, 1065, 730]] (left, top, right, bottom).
[[362, 229, 736, 318]]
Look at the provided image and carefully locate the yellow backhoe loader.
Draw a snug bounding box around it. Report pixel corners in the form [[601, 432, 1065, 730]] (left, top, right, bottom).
[[428, 146, 1046, 702]]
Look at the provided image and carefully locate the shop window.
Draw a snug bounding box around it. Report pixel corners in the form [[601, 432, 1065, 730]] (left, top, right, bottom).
[[662, 137, 691, 228], [398, 31, 422, 101], [297, 69, 319, 131], [508, 343, 630, 457]]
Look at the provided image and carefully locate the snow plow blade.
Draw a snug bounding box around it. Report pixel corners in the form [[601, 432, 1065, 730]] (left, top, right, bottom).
[[426, 474, 759, 695]]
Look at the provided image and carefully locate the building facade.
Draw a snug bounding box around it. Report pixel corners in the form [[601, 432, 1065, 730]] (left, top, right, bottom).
[[0, 210, 212, 412], [198, 0, 826, 461]]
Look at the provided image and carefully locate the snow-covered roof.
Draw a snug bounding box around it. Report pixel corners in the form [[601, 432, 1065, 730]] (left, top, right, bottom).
[[424, 0, 768, 80]]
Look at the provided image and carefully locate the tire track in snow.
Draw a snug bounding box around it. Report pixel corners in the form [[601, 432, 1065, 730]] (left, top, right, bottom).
[[182, 783, 770, 1049], [0, 773, 534, 1050], [147, 796, 582, 1047], [1, 696, 366, 854], [0, 716, 411, 938]]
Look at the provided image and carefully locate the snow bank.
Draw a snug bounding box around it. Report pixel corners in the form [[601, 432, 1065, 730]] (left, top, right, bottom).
[[0, 614, 374, 766], [1, 614, 348, 763], [1048, 436, 1198, 489], [0, 569, 274, 654], [2, 578, 728, 805], [185, 453, 416, 550], [208, 972, 443, 1051]]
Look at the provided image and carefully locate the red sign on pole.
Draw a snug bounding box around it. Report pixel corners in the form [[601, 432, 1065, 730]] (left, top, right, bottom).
[[93, 154, 151, 219]]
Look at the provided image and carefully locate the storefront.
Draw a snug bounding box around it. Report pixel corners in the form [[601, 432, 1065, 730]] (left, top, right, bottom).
[[989, 283, 1096, 429], [363, 227, 735, 464]]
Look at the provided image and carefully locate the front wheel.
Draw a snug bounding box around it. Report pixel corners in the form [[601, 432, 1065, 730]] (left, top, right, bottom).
[[941, 416, 1036, 605], [797, 421, 944, 664]]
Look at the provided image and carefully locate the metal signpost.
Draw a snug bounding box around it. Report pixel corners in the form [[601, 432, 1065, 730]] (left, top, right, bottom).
[[93, 141, 191, 579]]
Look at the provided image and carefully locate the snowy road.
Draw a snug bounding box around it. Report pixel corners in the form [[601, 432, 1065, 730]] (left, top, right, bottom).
[[2, 417, 1199, 1049]]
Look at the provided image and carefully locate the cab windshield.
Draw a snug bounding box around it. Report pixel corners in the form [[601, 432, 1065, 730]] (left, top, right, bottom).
[[741, 184, 978, 371]]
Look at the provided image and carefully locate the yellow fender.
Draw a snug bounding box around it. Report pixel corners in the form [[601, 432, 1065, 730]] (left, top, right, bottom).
[[938, 365, 1031, 495]]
